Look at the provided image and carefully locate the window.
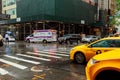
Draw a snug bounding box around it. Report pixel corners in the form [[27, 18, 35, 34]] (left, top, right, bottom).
[[7, 0, 16, 6], [4, 10, 6, 14], [91, 39, 120, 48], [3, 1, 6, 7], [7, 8, 16, 15], [91, 40, 111, 47], [114, 40, 120, 47]]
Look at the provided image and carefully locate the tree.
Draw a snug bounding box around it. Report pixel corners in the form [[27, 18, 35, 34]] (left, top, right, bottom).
[[110, 0, 120, 26], [117, 0, 120, 11]]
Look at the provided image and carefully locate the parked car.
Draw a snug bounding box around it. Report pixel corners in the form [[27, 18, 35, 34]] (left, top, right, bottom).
[[86, 49, 120, 80], [70, 37, 120, 64], [81, 35, 100, 43], [57, 34, 81, 44]]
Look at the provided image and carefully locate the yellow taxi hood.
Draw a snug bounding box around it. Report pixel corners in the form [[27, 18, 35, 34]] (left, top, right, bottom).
[[93, 49, 120, 60], [74, 44, 88, 49]]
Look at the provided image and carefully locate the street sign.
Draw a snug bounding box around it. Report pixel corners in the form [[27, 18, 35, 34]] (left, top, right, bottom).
[[16, 17, 21, 22], [81, 20, 85, 24]]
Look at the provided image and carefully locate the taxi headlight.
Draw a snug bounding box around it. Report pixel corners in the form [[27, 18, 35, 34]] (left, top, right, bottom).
[[90, 58, 99, 65]]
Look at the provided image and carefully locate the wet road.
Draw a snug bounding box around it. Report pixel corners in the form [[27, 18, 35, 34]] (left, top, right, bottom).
[[0, 41, 86, 80]]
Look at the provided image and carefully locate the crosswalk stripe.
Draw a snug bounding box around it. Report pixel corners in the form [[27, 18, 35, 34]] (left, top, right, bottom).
[[4, 55, 40, 65], [0, 59, 27, 70], [26, 52, 61, 58], [17, 54, 51, 61], [43, 50, 69, 54], [0, 68, 9, 75], [58, 48, 70, 51], [35, 51, 69, 57]]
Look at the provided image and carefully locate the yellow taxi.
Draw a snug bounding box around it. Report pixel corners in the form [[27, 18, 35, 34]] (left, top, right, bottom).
[[86, 49, 120, 80], [70, 37, 120, 64]]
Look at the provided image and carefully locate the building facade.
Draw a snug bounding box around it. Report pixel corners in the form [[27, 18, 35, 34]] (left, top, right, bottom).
[[1, 0, 98, 40], [2, 0, 16, 19], [94, 0, 116, 36]]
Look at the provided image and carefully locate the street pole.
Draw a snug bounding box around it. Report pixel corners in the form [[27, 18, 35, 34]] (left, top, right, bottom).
[[107, 0, 110, 35]]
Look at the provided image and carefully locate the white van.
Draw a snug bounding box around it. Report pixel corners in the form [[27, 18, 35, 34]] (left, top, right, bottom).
[[25, 30, 57, 43]]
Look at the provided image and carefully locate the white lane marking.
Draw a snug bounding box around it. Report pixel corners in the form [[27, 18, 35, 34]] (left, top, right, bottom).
[[17, 54, 50, 61], [0, 59, 27, 70], [4, 55, 40, 65], [26, 52, 61, 59], [0, 68, 9, 75], [35, 51, 69, 57]]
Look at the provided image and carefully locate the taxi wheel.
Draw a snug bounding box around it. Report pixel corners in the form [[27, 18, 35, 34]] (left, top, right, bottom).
[[74, 52, 85, 64], [26, 39, 30, 43], [95, 70, 120, 80]]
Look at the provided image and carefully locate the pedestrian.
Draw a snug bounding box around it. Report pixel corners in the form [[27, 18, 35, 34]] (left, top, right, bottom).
[[0, 33, 3, 47], [5, 33, 9, 42]]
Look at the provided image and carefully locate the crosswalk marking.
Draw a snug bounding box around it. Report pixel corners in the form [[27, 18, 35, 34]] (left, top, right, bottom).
[[43, 50, 69, 54], [17, 54, 51, 61], [0, 59, 27, 70], [35, 51, 69, 57], [26, 52, 62, 59], [57, 48, 70, 51], [0, 49, 70, 72], [4, 55, 40, 65], [0, 68, 9, 75]]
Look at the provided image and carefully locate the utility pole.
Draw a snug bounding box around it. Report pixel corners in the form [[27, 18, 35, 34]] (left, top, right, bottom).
[[107, 0, 110, 35], [107, 0, 110, 26]]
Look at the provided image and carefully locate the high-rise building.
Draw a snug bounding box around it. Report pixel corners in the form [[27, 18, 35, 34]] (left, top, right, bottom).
[[97, 0, 116, 36], [97, 0, 116, 23]]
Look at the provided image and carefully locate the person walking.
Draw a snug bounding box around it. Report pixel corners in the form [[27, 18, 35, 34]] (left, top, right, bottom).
[[0, 33, 3, 47], [5, 33, 9, 42]]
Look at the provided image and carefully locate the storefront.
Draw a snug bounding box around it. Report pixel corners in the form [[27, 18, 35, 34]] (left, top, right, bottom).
[[0, 0, 97, 40]]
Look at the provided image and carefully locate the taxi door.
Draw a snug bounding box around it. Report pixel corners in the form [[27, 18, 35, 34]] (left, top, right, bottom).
[[85, 39, 118, 61]]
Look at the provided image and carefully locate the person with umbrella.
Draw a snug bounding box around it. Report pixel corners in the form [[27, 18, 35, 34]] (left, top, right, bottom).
[[5, 33, 9, 42]]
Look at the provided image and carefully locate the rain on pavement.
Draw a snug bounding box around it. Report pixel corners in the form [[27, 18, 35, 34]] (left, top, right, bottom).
[[0, 41, 86, 80]]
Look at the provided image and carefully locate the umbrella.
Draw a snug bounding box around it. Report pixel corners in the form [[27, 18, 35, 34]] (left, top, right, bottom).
[[6, 31, 11, 34]]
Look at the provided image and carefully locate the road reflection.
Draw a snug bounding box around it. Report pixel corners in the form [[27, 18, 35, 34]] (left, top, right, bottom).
[[69, 64, 86, 80], [1, 42, 86, 80], [5, 45, 11, 55], [26, 43, 58, 51]]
